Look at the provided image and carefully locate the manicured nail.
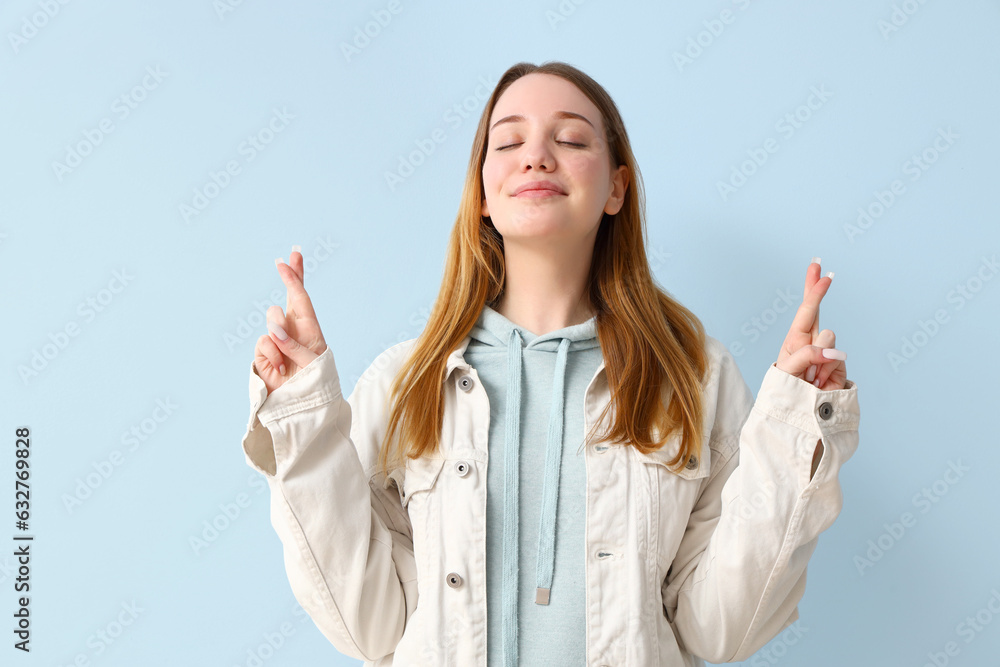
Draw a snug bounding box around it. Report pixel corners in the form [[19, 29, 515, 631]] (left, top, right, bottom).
[[822, 348, 846, 360], [291, 244, 301, 255], [814, 377, 822, 387], [805, 364, 816, 383], [275, 257, 285, 267], [279, 363, 286, 376], [826, 271, 834, 280], [812, 256, 821, 265], [267, 320, 288, 341]]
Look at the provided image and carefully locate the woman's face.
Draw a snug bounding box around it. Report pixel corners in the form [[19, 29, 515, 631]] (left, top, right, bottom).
[[481, 73, 628, 246]]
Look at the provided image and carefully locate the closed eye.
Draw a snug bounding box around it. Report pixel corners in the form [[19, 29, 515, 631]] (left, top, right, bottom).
[[495, 141, 586, 151]]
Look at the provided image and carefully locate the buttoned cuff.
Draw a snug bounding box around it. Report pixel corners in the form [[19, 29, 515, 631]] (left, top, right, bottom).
[[755, 363, 859, 437]]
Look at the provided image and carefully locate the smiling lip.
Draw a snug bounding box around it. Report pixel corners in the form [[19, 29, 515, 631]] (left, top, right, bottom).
[[513, 180, 566, 197]]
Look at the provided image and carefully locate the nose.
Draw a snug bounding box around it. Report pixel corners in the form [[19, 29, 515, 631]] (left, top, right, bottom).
[[520, 136, 554, 171]]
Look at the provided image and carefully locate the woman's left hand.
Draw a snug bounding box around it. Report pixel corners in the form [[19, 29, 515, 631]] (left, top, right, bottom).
[[774, 258, 848, 391]]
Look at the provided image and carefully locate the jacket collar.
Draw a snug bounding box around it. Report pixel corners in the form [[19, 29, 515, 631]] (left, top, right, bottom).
[[445, 335, 474, 378]]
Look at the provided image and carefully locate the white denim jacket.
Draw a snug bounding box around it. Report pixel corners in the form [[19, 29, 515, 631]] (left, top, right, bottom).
[[240, 333, 860, 666]]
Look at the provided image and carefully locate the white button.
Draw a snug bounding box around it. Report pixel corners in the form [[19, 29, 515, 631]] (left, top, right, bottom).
[[455, 460, 470, 477]]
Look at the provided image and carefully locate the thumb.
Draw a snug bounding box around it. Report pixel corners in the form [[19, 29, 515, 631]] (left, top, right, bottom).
[[267, 320, 319, 369], [775, 344, 847, 378]]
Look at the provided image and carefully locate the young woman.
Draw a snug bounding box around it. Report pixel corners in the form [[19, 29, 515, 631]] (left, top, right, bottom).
[[241, 61, 860, 666]]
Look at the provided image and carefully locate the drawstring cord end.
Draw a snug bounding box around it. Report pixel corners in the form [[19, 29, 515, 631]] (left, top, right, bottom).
[[535, 587, 550, 605]]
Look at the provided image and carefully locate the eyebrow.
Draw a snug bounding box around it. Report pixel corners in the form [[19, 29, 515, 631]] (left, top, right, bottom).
[[489, 111, 595, 134]]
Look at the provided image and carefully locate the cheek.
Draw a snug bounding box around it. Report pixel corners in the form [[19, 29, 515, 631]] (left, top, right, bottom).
[[566, 158, 609, 206], [481, 159, 504, 194], [565, 152, 604, 180]]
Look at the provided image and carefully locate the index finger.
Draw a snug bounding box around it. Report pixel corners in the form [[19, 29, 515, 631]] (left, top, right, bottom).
[[275, 255, 318, 322]]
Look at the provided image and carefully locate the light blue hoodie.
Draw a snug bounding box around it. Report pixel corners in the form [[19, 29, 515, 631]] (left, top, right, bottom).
[[465, 303, 604, 667]]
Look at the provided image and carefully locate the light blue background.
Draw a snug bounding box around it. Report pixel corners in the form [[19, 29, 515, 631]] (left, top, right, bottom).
[[2, 0, 998, 665]]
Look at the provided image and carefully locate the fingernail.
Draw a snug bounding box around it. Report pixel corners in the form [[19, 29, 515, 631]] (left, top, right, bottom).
[[275, 257, 285, 267], [814, 377, 822, 387], [291, 244, 301, 254], [826, 271, 834, 280], [822, 348, 846, 360], [812, 256, 821, 265], [279, 363, 286, 376], [805, 364, 816, 383], [267, 320, 288, 341]]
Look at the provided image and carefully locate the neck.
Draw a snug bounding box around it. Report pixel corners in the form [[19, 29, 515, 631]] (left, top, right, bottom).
[[495, 237, 596, 337]]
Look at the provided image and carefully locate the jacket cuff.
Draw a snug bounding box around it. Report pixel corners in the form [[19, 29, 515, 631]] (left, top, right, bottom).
[[241, 349, 342, 477], [755, 363, 859, 437], [751, 362, 861, 501]]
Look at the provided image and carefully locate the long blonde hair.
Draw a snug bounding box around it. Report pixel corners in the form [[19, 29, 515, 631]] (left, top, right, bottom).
[[377, 60, 708, 477]]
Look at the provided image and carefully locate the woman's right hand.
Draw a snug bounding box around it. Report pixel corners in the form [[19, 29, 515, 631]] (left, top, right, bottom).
[[253, 246, 329, 395]]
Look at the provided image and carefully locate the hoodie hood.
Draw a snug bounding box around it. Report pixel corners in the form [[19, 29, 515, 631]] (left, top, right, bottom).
[[468, 303, 599, 666]]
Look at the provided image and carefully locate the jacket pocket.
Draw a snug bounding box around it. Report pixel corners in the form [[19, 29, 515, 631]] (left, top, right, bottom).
[[630, 433, 713, 577], [400, 456, 447, 508], [395, 454, 448, 651], [631, 430, 712, 481]]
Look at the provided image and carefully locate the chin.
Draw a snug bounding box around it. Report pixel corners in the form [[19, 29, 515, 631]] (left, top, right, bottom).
[[493, 217, 576, 239]]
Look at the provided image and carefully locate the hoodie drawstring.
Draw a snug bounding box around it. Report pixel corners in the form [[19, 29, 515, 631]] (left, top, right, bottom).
[[500, 329, 572, 667]]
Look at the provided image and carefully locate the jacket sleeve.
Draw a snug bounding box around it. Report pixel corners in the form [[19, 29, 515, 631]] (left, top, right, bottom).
[[661, 345, 860, 663], [240, 347, 418, 662]]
